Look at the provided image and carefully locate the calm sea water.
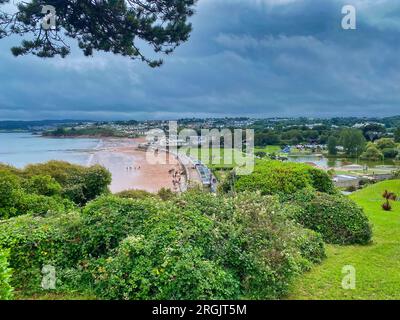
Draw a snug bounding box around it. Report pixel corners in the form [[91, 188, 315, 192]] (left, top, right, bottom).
[[0, 132, 100, 168]]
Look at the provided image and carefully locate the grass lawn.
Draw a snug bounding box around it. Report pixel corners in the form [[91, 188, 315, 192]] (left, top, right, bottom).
[[289, 180, 400, 300], [179, 147, 253, 169], [254, 146, 282, 154]]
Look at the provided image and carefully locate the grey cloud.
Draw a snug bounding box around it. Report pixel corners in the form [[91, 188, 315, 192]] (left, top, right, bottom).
[[1, 0, 400, 120]]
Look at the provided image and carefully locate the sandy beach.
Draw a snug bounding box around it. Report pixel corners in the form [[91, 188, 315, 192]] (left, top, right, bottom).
[[88, 138, 184, 194]]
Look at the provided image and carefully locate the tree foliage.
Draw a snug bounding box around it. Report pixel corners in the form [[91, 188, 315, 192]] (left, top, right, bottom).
[[339, 128, 366, 157], [327, 136, 338, 155], [234, 160, 335, 196], [360, 143, 384, 161], [288, 189, 372, 245], [0, 0, 197, 66], [0, 249, 13, 300]]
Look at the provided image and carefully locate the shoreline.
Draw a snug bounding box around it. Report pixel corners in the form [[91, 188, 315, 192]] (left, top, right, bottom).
[[87, 138, 185, 194]]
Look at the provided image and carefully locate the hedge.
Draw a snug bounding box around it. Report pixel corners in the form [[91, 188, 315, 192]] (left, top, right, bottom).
[[235, 160, 335, 196], [289, 189, 372, 245]]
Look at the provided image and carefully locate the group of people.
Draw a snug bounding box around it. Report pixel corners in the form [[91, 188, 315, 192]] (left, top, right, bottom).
[[170, 166, 184, 191], [126, 165, 141, 171]]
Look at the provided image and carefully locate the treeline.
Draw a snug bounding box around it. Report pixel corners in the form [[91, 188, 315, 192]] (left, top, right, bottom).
[[0, 120, 90, 131], [43, 126, 119, 137], [254, 122, 400, 159]]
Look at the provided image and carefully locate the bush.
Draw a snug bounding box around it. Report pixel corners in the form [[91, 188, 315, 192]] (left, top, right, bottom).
[[235, 160, 335, 196], [81, 196, 161, 258], [22, 175, 62, 197], [0, 249, 13, 300], [116, 189, 157, 200], [0, 213, 83, 289], [376, 138, 397, 150], [382, 148, 399, 159], [0, 170, 23, 219], [157, 188, 176, 201], [17, 194, 73, 217], [0, 169, 73, 219], [91, 236, 240, 300], [360, 144, 383, 161], [23, 161, 111, 205], [289, 189, 372, 245], [84, 191, 325, 300]]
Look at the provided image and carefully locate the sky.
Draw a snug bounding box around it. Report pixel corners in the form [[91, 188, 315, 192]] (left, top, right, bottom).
[[1, 0, 400, 120]]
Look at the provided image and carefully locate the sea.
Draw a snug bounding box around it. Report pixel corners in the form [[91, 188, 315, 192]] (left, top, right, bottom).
[[0, 132, 101, 168]]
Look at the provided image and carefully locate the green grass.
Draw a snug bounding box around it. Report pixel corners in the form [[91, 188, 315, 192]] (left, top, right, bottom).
[[254, 146, 282, 154], [289, 180, 400, 300], [179, 147, 253, 169]]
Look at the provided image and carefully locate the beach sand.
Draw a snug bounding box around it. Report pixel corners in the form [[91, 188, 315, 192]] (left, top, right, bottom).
[[89, 138, 183, 194]]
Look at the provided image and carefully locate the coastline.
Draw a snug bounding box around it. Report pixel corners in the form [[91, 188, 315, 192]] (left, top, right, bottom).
[[87, 137, 184, 194]]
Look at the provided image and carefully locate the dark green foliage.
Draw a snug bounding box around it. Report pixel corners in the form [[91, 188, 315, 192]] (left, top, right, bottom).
[[0, 249, 13, 300], [0, 170, 23, 219], [88, 192, 325, 300], [81, 196, 160, 258], [0, 0, 196, 66], [375, 138, 397, 150], [43, 126, 117, 137], [235, 160, 335, 196], [327, 136, 338, 155], [23, 161, 112, 205], [115, 189, 157, 200], [0, 213, 82, 289], [157, 188, 176, 201], [289, 189, 372, 245], [339, 128, 367, 157], [307, 167, 336, 194], [254, 131, 281, 146], [360, 144, 384, 161], [382, 148, 398, 159], [395, 127, 400, 143], [22, 175, 62, 197], [17, 194, 72, 217], [0, 160, 328, 299], [0, 168, 78, 219]]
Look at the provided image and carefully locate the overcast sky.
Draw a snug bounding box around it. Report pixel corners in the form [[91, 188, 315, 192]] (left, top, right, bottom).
[[1, 0, 400, 120]]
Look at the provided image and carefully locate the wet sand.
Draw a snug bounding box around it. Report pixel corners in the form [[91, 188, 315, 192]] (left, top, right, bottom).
[[88, 138, 183, 194]]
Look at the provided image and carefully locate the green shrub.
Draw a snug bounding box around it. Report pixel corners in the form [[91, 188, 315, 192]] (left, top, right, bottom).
[[0, 213, 83, 289], [307, 167, 336, 194], [91, 236, 239, 300], [0, 170, 23, 219], [0, 249, 13, 300], [157, 188, 176, 201], [86, 191, 325, 300], [22, 175, 62, 197], [289, 189, 372, 245], [222, 192, 325, 299], [382, 148, 399, 159], [235, 160, 335, 196], [23, 161, 111, 205], [81, 196, 161, 258], [17, 194, 73, 217], [116, 189, 157, 200], [0, 169, 73, 219], [360, 144, 384, 161]]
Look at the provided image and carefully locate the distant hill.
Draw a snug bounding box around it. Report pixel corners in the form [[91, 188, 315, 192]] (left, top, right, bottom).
[[0, 120, 93, 131]]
